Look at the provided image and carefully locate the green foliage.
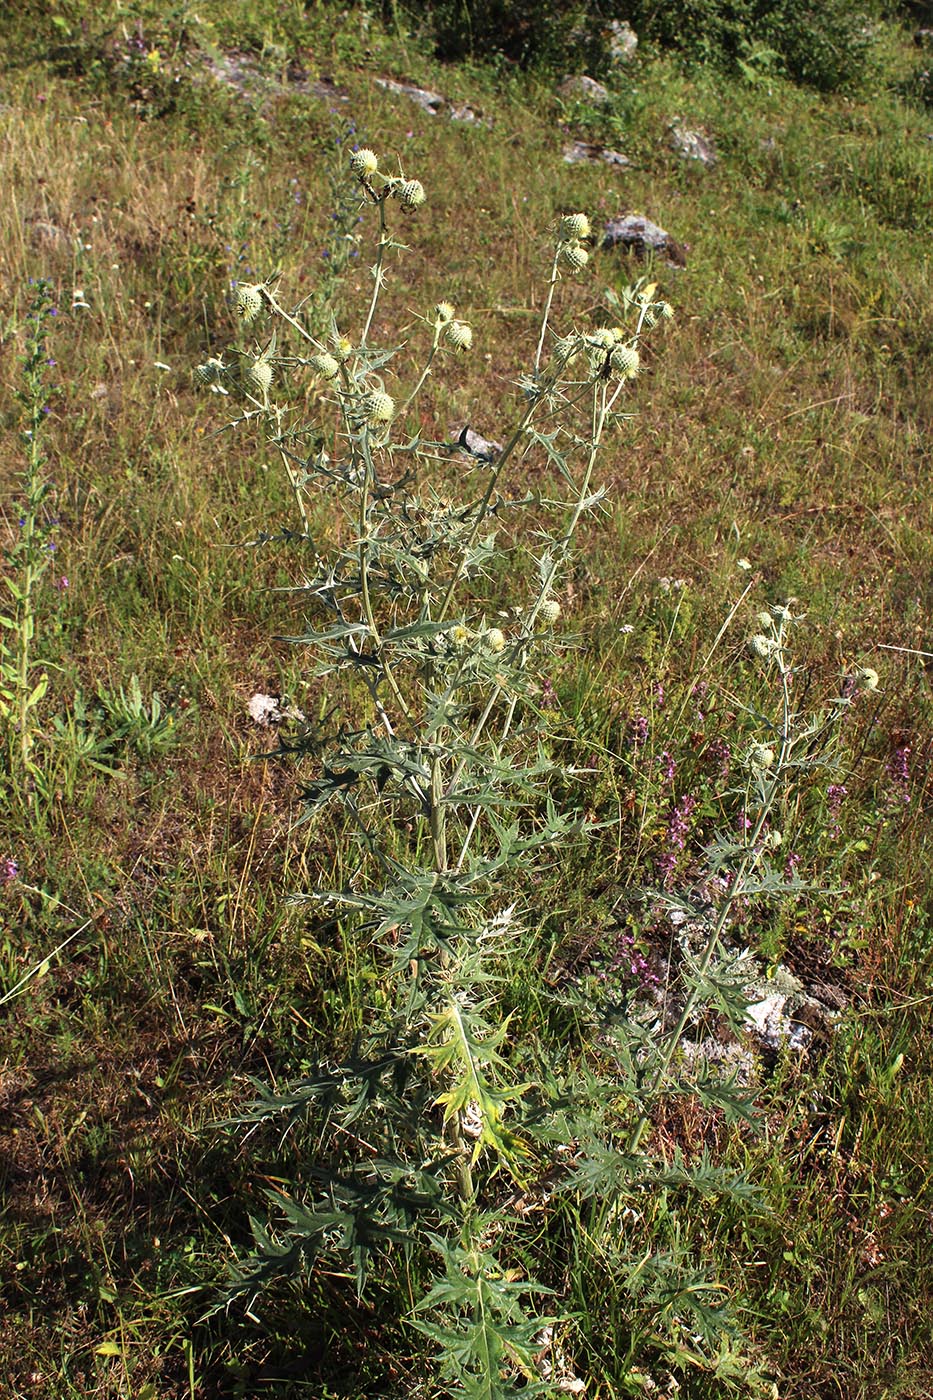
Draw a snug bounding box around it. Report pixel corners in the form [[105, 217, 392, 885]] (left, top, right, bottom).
[[398, 0, 881, 91], [96, 673, 185, 760], [0, 281, 59, 805]]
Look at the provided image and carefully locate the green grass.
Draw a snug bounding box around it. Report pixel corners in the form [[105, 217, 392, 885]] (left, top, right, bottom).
[[1, 2, 932, 1395]]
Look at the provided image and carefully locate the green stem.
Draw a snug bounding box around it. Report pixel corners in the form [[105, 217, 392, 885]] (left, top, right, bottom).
[[534, 245, 562, 377], [360, 198, 388, 350], [401, 333, 440, 416]]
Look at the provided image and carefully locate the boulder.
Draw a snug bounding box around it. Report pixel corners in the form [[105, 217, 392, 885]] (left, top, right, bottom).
[[558, 74, 611, 106], [671, 122, 717, 167], [607, 20, 638, 64], [603, 214, 687, 267]]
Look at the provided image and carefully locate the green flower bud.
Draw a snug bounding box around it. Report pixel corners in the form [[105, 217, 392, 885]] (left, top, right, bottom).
[[855, 666, 880, 692], [361, 390, 395, 427], [349, 148, 379, 178], [757, 611, 774, 629], [333, 336, 353, 362], [444, 320, 473, 352], [560, 212, 591, 242], [195, 356, 228, 386], [539, 597, 561, 626], [242, 357, 273, 397], [749, 633, 776, 659], [397, 178, 426, 209], [750, 744, 775, 769], [235, 283, 264, 325], [660, 302, 675, 321], [609, 344, 640, 379], [311, 352, 340, 381], [483, 627, 506, 654], [561, 241, 589, 273]]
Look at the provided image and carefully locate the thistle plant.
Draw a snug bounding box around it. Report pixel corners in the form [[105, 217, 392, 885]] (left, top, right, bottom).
[[1, 281, 59, 805], [193, 156, 803, 1391]]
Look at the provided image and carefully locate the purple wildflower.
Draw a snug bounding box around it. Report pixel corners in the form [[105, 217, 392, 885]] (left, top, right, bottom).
[[0, 857, 18, 884]]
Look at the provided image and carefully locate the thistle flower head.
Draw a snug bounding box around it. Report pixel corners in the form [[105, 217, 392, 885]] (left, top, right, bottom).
[[444, 320, 473, 352], [434, 300, 456, 325], [757, 610, 774, 629], [396, 178, 426, 209], [749, 633, 777, 659], [609, 344, 640, 380], [855, 666, 880, 692], [560, 241, 589, 273], [333, 335, 353, 362], [483, 627, 506, 654], [311, 352, 340, 381], [235, 283, 264, 325], [660, 302, 675, 321], [539, 597, 561, 626], [361, 390, 395, 427], [750, 743, 776, 770], [590, 328, 618, 350], [195, 356, 228, 386], [242, 356, 273, 397], [449, 624, 471, 651], [349, 148, 379, 179], [560, 212, 591, 242]]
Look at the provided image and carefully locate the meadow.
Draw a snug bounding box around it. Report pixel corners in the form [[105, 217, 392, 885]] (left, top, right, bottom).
[[1, 3, 932, 1396]]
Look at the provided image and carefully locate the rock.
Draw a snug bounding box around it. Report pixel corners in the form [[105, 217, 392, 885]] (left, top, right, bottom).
[[453, 425, 502, 463], [375, 76, 485, 124], [607, 20, 638, 64], [603, 213, 687, 267], [558, 74, 611, 106], [376, 76, 445, 114], [671, 122, 717, 167], [31, 220, 73, 250], [563, 140, 629, 168]]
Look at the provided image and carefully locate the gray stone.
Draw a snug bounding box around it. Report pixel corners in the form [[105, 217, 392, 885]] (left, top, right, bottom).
[[602, 214, 687, 267], [558, 74, 611, 106], [563, 140, 629, 168], [607, 20, 638, 64], [375, 77, 484, 124], [671, 122, 717, 167], [376, 76, 445, 114]]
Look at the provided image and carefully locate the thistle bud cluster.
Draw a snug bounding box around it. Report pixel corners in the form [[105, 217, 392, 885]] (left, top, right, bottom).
[[557, 212, 591, 276], [584, 327, 640, 381], [348, 149, 426, 211], [445, 623, 508, 656]]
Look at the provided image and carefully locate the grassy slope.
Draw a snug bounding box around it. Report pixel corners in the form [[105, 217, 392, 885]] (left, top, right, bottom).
[[0, 3, 931, 1396]]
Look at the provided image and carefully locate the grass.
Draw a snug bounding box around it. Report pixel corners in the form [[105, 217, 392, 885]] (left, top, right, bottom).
[[1, 2, 932, 1395]]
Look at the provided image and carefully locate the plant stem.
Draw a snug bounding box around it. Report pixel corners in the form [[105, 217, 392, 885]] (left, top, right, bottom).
[[360, 198, 388, 350]]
